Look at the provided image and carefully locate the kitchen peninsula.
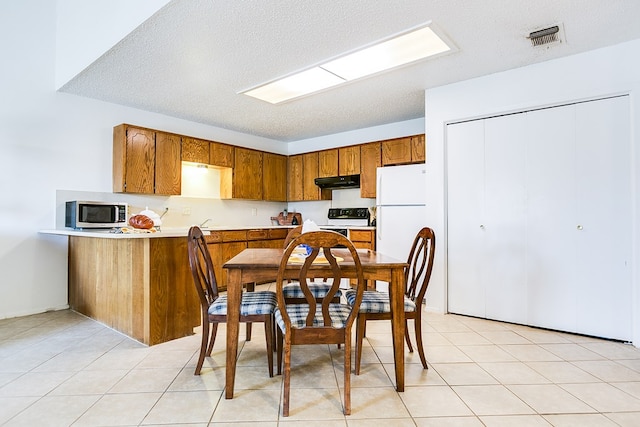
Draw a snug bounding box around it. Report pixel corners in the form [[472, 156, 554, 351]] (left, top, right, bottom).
[[43, 224, 374, 345], [43, 228, 200, 345]]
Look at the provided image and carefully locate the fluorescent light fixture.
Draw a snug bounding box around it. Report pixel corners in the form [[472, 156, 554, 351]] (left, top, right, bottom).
[[243, 67, 345, 104], [241, 24, 451, 104]]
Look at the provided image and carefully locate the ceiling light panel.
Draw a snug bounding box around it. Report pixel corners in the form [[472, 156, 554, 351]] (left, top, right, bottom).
[[241, 23, 452, 104], [243, 67, 345, 104], [322, 26, 450, 81]]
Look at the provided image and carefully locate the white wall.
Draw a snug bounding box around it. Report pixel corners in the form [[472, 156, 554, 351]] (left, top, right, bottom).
[[0, 1, 418, 320], [0, 1, 283, 320], [425, 39, 640, 346]]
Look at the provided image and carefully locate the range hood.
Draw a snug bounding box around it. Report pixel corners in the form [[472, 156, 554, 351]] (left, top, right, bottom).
[[314, 174, 360, 189]]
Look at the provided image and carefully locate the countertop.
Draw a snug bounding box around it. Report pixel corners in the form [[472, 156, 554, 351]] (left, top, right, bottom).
[[40, 225, 376, 239]]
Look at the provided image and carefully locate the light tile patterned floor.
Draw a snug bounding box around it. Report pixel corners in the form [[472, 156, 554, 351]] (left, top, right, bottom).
[[1, 295, 640, 426]]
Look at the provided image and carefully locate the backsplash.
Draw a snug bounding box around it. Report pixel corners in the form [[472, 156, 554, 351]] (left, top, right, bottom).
[[55, 187, 374, 229]]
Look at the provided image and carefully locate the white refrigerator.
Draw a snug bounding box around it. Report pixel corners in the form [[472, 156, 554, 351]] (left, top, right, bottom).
[[376, 164, 428, 275]]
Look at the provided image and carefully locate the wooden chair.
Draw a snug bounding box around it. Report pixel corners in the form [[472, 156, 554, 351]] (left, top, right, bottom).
[[187, 226, 276, 376], [281, 226, 340, 304], [275, 231, 365, 416], [346, 227, 435, 374]]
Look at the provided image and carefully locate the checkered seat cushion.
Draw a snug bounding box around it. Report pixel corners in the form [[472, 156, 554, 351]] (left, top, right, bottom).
[[275, 303, 352, 330], [344, 290, 416, 313], [208, 291, 277, 316], [282, 281, 342, 300]]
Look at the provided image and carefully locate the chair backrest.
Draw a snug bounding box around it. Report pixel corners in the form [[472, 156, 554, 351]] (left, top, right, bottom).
[[276, 230, 365, 332], [283, 225, 303, 248], [187, 226, 220, 312], [405, 227, 436, 305]]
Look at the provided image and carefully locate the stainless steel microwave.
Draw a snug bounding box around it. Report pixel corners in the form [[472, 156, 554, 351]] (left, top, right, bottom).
[[65, 201, 129, 229]]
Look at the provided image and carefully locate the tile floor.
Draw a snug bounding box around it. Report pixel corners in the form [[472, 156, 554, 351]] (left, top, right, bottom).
[[1, 292, 640, 426]]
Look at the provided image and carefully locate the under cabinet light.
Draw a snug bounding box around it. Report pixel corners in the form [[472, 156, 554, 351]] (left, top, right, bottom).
[[241, 23, 452, 104]]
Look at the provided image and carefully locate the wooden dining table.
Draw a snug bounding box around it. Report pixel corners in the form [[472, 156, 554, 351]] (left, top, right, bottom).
[[223, 247, 408, 399]]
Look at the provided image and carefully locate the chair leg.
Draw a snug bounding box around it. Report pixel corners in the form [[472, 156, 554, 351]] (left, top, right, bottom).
[[343, 337, 352, 415], [414, 316, 428, 369], [246, 322, 252, 341], [264, 316, 274, 377], [282, 337, 291, 417], [355, 314, 366, 375], [206, 323, 218, 356], [195, 319, 209, 375], [276, 327, 283, 375], [404, 319, 414, 353]]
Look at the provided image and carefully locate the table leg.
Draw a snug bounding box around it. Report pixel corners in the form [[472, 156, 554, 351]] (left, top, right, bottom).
[[225, 269, 242, 399], [389, 266, 405, 392]]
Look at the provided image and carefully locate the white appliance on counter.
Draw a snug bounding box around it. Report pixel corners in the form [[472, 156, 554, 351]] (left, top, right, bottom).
[[376, 163, 427, 269]]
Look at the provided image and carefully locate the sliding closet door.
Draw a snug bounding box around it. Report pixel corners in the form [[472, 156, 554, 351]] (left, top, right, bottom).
[[525, 104, 578, 332], [484, 113, 527, 324], [447, 119, 486, 317], [573, 96, 632, 340]]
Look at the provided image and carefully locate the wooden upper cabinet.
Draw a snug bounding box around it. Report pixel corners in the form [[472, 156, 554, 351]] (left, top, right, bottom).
[[381, 134, 425, 166], [318, 149, 339, 178], [182, 137, 210, 163], [210, 141, 234, 168], [411, 134, 426, 163], [263, 152, 287, 201], [231, 147, 263, 200], [287, 155, 304, 201], [302, 152, 320, 201], [154, 132, 182, 195], [339, 145, 360, 176], [113, 124, 181, 195], [360, 141, 381, 199], [382, 136, 412, 165]]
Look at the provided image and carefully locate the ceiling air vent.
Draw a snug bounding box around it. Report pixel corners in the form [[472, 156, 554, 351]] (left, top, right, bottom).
[[528, 25, 561, 47]]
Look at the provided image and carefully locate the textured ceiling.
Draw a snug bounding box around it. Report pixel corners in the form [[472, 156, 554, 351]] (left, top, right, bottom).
[[60, 0, 640, 143]]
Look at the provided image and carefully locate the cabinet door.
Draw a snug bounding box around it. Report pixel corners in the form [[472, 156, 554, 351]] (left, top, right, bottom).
[[207, 241, 247, 290], [339, 146, 360, 175], [234, 147, 263, 199], [382, 137, 411, 165], [210, 142, 234, 168], [318, 149, 338, 177], [446, 120, 486, 317], [303, 152, 320, 201], [263, 152, 287, 201], [287, 155, 304, 201], [360, 142, 381, 198], [154, 132, 182, 195], [573, 96, 631, 340], [411, 134, 426, 163], [182, 137, 210, 163], [124, 126, 155, 194]]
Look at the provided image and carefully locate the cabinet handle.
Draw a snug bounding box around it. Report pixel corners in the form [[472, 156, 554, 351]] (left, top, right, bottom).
[[577, 225, 583, 230], [479, 224, 485, 229]]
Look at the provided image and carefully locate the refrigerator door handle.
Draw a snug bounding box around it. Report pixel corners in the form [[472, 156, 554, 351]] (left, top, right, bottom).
[[377, 208, 382, 240]]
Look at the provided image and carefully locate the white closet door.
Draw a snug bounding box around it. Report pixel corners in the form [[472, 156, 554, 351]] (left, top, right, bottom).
[[484, 113, 528, 324], [447, 120, 486, 317], [525, 105, 578, 332], [574, 96, 632, 340]]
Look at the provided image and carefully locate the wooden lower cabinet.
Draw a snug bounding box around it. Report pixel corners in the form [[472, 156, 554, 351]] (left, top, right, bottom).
[[349, 229, 376, 250], [206, 230, 248, 290], [68, 236, 199, 346]]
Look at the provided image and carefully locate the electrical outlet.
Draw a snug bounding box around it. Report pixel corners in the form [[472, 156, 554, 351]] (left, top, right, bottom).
[[251, 208, 257, 216], [182, 207, 191, 215]]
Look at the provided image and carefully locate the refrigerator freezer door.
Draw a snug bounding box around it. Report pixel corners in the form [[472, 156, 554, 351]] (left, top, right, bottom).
[[377, 164, 427, 206]]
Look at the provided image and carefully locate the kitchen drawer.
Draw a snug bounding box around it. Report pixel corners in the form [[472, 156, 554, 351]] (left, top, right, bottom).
[[269, 228, 289, 239], [207, 230, 247, 242], [349, 229, 374, 242], [204, 233, 223, 243], [247, 229, 269, 240]]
